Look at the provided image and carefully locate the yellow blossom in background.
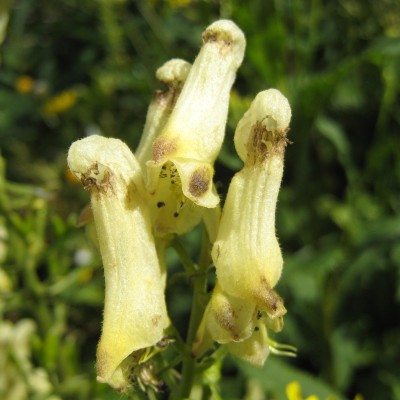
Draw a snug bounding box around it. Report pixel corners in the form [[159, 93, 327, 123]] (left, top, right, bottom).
[[167, 0, 191, 8], [286, 381, 319, 400], [149, 0, 191, 8], [285, 381, 363, 400], [15, 75, 34, 94], [43, 89, 78, 116]]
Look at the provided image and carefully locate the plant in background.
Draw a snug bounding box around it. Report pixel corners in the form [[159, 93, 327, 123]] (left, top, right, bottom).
[[68, 19, 294, 398]]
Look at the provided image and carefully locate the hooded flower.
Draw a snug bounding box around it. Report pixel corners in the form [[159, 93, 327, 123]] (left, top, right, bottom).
[[67, 135, 169, 390], [193, 89, 291, 366], [146, 19, 246, 212], [135, 58, 205, 237], [212, 89, 291, 318]]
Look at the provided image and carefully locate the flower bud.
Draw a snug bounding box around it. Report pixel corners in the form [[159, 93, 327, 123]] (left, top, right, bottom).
[[147, 20, 246, 209], [135, 58, 191, 173], [67, 135, 169, 390]]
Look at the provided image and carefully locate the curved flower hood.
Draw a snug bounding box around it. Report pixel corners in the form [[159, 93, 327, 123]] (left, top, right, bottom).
[[68, 135, 169, 390]]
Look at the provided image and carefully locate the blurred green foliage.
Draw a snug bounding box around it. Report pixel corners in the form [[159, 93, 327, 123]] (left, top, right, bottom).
[[1, 0, 399, 399]]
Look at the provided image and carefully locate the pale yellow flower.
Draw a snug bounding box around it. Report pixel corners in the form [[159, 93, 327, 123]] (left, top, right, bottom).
[[146, 20, 246, 210], [135, 58, 191, 174], [193, 283, 282, 367], [135, 59, 202, 237], [212, 89, 291, 318], [68, 135, 169, 390], [193, 89, 291, 366]]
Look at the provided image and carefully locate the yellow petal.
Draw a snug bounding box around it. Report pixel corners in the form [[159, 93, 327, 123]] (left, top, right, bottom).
[[227, 321, 270, 367], [212, 90, 291, 317], [68, 135, 169, 390], [234, 89, 291, 165], [147, 20, 246, 207], [146, 161, 203, 237], [286, 381, 303, 400], [206, 284, 256, 343], [212, 164, 286, 317], [192, 284, 256, 357], [135, 59, 191, 175]]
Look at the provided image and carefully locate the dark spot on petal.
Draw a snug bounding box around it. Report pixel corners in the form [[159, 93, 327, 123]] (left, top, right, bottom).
[[151, 314, 161, 327], [152, 137, 177, 164], [254, 277, 286, 318], [157, 202, 165, 208], [202, 28, 232, 47], [189, 168, 210, 198], [246, 120, 290, 165], [173, 212, 179, 218], [81, 163, 114, 196]]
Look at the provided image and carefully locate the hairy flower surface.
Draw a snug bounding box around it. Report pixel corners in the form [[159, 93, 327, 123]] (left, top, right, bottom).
[[137, 59, 202, 238], [66, 18, 296, 393], [68, 135, 169, 390], [193, 283, 282, 367], [212, 89, 291, 318], [135, 58, 191, 175], [146, 19, 246, 211], [194, 89, 291, 366]]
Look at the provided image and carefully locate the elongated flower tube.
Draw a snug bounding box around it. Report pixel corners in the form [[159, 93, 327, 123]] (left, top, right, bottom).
[[212, 89, 291, 319], [67, 135, 169, 390], [147, 19, 246, 209]]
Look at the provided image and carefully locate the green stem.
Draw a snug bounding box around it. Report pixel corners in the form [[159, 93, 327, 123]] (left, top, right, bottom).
[[172, 237, 198, 274], [177, 227, 211, 399]]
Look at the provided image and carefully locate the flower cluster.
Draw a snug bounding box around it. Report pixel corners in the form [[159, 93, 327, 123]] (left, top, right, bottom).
[[68, 19, 292, 392]]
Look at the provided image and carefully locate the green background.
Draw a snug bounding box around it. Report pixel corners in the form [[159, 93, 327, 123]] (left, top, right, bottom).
[[0, 0, 399, 399]]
